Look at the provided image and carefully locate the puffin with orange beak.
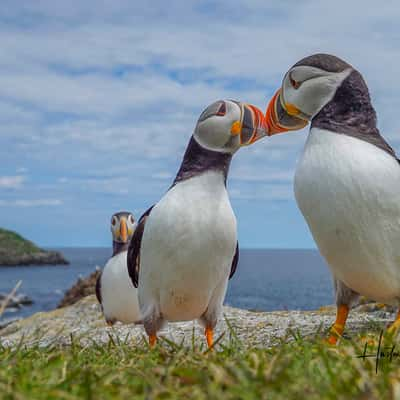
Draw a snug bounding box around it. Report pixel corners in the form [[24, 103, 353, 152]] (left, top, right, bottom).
[[96, 211, 141, 325], [266, 53, 400, 344], [127, 100, 268, 348]]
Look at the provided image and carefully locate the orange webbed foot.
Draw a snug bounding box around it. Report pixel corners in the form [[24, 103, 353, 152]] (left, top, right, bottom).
[[205, 327, 214, 349], [325, 304, 349, 345], [149, 334, 157, 348], [387, 310, 400, 335]]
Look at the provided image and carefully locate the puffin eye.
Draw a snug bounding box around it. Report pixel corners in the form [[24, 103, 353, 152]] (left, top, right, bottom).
[[129, 215, 135, 224], [289, 73, 301, 89], [198, 101, 226, 122], [111, 217, 117, 226], [216, 102, 226, 116]]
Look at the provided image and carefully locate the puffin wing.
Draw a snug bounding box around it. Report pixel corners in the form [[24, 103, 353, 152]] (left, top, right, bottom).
[[127, 205, 154, 288], [95, 273, 102, 305], [229, 242, 239, 279]]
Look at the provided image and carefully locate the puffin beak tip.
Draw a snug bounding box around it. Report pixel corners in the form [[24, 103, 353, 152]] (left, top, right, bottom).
[[237, 103, 269, 146], [265, 89, 309, 135]]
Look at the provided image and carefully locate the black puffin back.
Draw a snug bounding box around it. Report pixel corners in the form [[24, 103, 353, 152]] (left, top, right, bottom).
[[312, 70, 397, 159]]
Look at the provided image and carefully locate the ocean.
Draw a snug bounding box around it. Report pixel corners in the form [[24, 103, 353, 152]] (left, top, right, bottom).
[[0, 248, 334, 322]]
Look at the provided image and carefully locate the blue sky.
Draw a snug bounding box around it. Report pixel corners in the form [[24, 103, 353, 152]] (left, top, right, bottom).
[[1, 1, 399, 248]]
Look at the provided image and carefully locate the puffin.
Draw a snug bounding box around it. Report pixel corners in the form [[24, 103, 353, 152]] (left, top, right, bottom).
[[96, 211, 141, 325], [265, 53, 400, 344], [127, 100, 268, 347]]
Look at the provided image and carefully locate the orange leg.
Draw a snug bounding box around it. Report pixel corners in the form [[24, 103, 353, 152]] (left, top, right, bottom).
[[205, 327, 214, 348], [387, 309, 400, 334], [149, 334, 157, 348], [327, 304, 349, 345]]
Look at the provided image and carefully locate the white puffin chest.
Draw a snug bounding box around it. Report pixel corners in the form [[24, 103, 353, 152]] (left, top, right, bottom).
[[101, 251, 140, 323], [139, 171, 237, 320], [294, 128, 400, 303]]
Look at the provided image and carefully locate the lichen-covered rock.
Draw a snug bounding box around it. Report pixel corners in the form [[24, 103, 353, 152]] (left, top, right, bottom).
[[0, 295, 395, 349], [58, 269, 101, 308]]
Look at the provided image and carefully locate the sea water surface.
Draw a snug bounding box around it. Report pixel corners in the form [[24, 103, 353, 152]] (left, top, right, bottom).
[[0, 248, 333, 321]]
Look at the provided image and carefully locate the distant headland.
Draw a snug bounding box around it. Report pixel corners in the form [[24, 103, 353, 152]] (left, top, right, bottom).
[[0, 228, 69, 266]]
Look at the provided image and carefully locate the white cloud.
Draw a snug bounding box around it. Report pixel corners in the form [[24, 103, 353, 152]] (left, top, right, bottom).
[[151, 171, 174, 180], [0, 175, 26, 189], [1, 0, 399, 161], [230, 183, 293, 201], [231, 168, 294, 183], [0, 199, 62, 207], [16, 167, 28, 173], [0, 0, 400, 246]]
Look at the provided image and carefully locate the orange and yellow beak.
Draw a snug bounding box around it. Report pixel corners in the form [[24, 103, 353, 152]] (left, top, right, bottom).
[[119, 218, 128, 243], [265, 89, 309, 135], [231, 103, 268, 146]]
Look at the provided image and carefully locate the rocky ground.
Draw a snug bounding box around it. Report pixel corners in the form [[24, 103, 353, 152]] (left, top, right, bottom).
[[0, 295, 394, 349]]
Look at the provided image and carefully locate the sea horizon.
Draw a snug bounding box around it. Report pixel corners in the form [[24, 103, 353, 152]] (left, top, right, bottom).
[[45, 246, 320, 251], [0, 248, 333, 322]]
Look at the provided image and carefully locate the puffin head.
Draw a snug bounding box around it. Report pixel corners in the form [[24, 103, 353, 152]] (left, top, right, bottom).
[[193, 100, 268, 153], [110, 211, 136, 244], [265, 53, 354, 134]]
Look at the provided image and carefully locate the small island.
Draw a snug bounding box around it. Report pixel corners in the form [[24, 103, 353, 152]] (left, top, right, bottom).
[[0, 228, 69, 266]]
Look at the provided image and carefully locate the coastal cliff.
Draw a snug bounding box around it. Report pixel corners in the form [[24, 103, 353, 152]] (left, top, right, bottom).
[[0, 228, 69, 266]]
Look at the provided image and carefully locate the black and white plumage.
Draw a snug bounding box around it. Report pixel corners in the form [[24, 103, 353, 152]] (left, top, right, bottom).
[[127, 100, 267, 347], [266, 53, 400, 343], [96, 211, 141, 325]]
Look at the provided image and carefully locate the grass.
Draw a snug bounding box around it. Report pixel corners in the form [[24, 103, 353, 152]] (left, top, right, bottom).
[[0, 228, 41, 255], [1, 329, 400, 399]]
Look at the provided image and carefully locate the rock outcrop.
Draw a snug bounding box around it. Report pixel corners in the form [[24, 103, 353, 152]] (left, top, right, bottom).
[[58, 269, 101, 308], [0, 250, 69, 266], [0, 228, 69, 266], [0, 292, 33, 309]]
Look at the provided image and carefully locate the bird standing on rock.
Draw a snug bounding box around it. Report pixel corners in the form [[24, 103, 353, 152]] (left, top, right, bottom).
[[127, 100, 268, 348], [96, 211, 141, 325], [265, 53, 400, 344]]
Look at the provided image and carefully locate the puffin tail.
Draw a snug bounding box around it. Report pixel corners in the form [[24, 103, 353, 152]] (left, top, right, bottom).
[[140, 302, 165, 332]]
